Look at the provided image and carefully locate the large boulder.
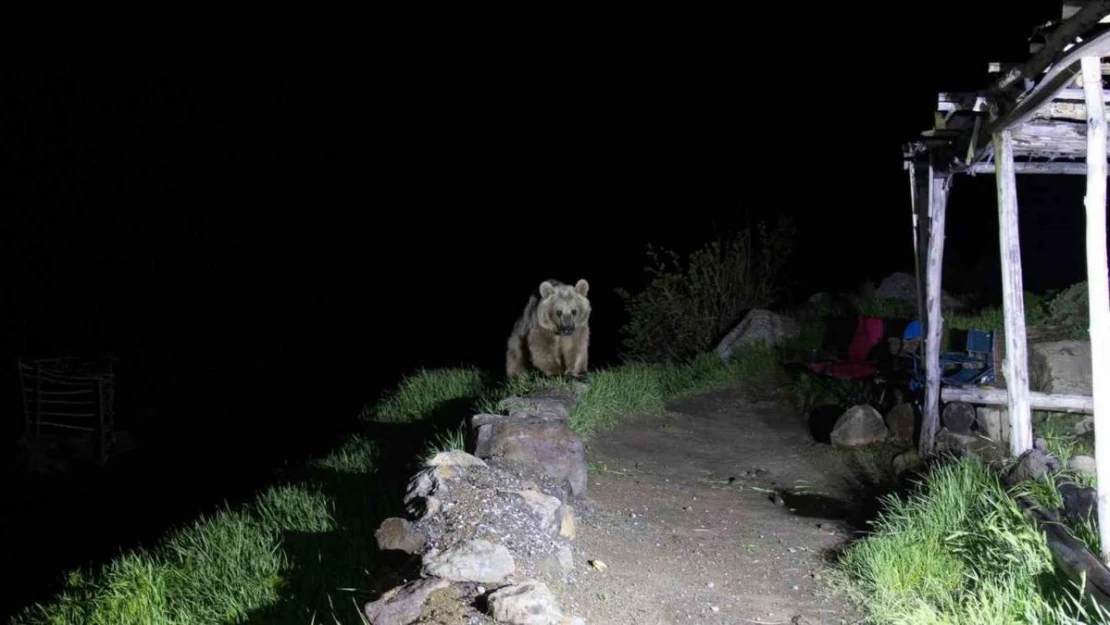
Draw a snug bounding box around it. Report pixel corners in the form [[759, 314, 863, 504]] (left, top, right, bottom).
[[1029, 340, 1092, 395], [474, 416, 588, 500], [830, 405, 889, 448], [715, 308, 800, 361], [874, 271, 960, 308], [472, 387, 590, 500]]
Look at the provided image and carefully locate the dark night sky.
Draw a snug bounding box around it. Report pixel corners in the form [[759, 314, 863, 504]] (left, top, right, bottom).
[[0, 5, 1081, 433], [0, 4, 1096, 615]]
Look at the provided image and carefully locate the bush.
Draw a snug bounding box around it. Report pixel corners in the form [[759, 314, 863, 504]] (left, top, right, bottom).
[[615, 218, 795, 363], [1046, 281, 1089, 339]]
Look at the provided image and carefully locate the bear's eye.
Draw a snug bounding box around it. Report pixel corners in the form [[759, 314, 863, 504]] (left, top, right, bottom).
[[555, 310, 563, 316], [571, 309, 577, 315]]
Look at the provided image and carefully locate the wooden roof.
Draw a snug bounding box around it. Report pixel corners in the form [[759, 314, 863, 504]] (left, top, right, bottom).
[[906, 1, 1110, 175]]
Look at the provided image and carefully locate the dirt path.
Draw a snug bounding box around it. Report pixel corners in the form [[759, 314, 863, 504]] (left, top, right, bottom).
[[556, 385, 876, 624]]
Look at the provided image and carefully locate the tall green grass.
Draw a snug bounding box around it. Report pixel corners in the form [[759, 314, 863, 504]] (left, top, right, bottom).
[[834, 454, 1110, 624], [361, 366, 487, 423]]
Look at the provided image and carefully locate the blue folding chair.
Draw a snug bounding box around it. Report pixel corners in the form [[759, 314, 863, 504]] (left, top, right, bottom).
[[902, 320, 995, 391]]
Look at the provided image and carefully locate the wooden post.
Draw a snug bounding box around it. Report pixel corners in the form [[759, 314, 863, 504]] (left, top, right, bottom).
[[909, 164, 928, 328], [920, 162, 949, 456], [1080, 54, 1110, 563], [993, 128, 1034, 456]]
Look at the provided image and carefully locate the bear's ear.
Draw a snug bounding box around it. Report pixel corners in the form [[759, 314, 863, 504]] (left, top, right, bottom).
[[539, 281, 555, 298], [574, 279, 589, 296]]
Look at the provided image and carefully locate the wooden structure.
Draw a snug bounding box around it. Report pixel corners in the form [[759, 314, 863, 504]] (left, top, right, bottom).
[[903, 1, 1110, 562], [18, 355, 117, 467]]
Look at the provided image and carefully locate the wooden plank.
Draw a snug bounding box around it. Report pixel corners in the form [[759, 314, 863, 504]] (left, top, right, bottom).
[[993, 128, 1034, 457], [1054, 88, 1110, 101], [1031, 100, 1110, 122], [1010, 119, 1097, 156], [968, 161, 1098, 175], [941, 386, 1093, 413], [1080, 53, 1110, 564], [920, 162, 949, 457]]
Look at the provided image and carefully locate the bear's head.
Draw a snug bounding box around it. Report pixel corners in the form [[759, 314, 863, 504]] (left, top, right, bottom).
[[537, 279, 590, 336]]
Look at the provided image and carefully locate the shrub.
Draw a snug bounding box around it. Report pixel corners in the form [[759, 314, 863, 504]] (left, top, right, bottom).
[[1046, 281, 1089, 339], [615, 218, 795, 362]]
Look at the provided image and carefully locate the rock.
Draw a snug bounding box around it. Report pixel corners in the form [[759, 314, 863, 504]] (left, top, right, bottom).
[[426, 450, 487, 468], [874, 272, 960, 308], [556, 544, 573, 572], [715, 309, 800, 361], [975, 406, 1010, 444], [1059, 482, 1097, 523], [1075, 415, 1095, 436], [558, 505, 577, 540], [873, 272, 917, 301], [404, 465, 460, 519], [830, 405, 888, 448], [375, 517, 427, 555], [935, 428, 1006, 465], [422, 538, 516, 584], [942, 401, 976, 435], [476, 419, 588, 500], [884, 402, 916, 442], [1029, 340, 1092, 395], [1007, 448, 1062, 484], [508, 489, 563, 533], [538, 545, 574, 578], [407, 495, 441, 521], [405, 466, 455, 503], [1070, 455, 1097, 477], [363, 577, 450, 625], [892, 450, 922, 475], [488, 579, 565, 625], [497, 387, 586, 422]]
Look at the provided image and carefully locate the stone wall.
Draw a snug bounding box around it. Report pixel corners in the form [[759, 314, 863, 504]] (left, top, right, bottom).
[[365, 386, 590, 625]]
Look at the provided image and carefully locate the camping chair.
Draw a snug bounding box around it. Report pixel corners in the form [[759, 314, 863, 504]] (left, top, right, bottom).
[[806, 315, 885, 380], [901, 320, 995, 391]]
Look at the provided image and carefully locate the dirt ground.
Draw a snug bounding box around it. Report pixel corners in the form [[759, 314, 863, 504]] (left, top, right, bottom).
[[554, 385, 890, 625]]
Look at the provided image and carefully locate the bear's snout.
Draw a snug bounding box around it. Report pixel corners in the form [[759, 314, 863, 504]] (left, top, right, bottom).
[[558, 324, 576, 336]]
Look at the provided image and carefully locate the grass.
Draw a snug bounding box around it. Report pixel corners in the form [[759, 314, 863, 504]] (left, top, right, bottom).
[[474, 347, 779, 440], [11, 346, 778, 625], [832, 454, 1110, 624], [12, 435, 387, 625]]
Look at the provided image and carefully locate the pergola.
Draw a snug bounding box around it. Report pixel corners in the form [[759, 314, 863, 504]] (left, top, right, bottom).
[[903, 0, 1110, 559]]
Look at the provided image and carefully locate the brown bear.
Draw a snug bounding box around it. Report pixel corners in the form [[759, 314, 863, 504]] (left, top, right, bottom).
[[506, 279, 591, 379]]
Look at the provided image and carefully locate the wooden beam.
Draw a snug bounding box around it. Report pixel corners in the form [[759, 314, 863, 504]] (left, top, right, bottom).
[[968, 161, 1099, 175], [940, 387, 1094, 413], [990, 1, 1110, 95], [970, 27, 1110, 166], [1054, 88, 1110, 101], [1080, 53, 1110, 564], [1013, 118, 1095, 151], [993, 128, 1034, 457], [920, 163, 949, 457], [1031, 99, 1110, 122]]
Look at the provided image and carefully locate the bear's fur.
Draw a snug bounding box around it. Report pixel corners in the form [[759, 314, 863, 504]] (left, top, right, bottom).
[[506, 279, 591, 379]]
